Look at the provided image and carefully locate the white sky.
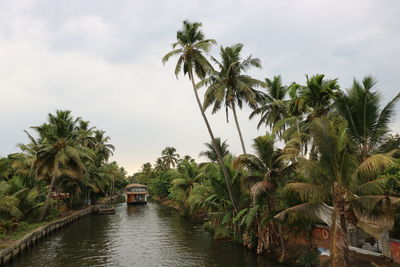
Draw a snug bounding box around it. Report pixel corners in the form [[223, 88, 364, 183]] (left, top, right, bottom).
[[0, 0, 399, 174]]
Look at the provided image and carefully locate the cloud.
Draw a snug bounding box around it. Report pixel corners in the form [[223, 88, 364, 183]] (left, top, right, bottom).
[[0, 0, 399, 173]]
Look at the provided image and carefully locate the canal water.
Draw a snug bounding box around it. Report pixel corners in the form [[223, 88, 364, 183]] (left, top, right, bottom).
[[8, 203, 281, 267]]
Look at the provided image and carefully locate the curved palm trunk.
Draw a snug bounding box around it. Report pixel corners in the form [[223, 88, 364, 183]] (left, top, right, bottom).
[[189, 70, 238, 213], [39, 172, 57, 221], [232, 104, 247, 154]]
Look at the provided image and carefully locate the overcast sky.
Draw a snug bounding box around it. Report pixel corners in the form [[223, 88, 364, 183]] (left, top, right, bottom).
[[1, 0, 399, 174]]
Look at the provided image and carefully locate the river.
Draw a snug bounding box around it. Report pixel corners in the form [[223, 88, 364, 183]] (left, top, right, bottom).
[[7, 203, 281, 267]]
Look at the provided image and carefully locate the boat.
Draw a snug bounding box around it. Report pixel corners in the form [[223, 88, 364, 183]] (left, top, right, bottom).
[[125, 183, 149, 205]]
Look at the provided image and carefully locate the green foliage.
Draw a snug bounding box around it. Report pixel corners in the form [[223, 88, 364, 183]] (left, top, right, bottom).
[[148, 170, 177, 198]]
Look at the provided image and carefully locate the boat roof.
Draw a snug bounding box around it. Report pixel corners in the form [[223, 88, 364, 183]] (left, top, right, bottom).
[[126, 183, 147, 188], [126, 192, 148, 195]]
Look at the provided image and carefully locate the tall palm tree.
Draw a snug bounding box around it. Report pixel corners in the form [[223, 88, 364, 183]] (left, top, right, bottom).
[[162, 20, 238, 212], [336, 76, 400, 161], [161, 147, 180, 169], [275, 115, 397, 267], [24, 110, 90, 221], [199, 138, 229, 162], [250, 75, 289, 135], [199, 43, 263, 153]]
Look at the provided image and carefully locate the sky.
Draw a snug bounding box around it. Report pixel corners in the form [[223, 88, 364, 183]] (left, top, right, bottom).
[[0, 0, 399, 174]]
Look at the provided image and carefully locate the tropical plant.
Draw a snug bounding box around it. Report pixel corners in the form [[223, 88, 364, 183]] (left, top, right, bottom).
[[162, 20, 238, 212], [250, 75, 289, 135], [199, 43, 263, 153], [171, 161, 204, 209], [22, 110, 91, 221], [275, 115, 397, 267], [234, 134, 291, 256], [199, 138, 229, 162], [161, 147, 180, 169], [336, 76, 400, 161]]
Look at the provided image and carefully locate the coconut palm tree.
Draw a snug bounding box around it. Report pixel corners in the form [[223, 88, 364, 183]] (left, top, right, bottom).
[[91, 130, 115, 166], [275, 115, 398, 267], [336, 76, 400, 161], [24, 110, 91, 221], [171, 161, 204, 209], [199, 43, 263, 153], [162, 20, 238, 212], [199, 138, 229, 162], [161, 147, 180, 169], [300, 74, 340, 118], [249, 75, 289, 135], [233, 134, 292, 255]]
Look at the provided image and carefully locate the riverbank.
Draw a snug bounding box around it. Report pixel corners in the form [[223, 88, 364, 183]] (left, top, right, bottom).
[[0, 206, 94, 265], [154, 197, 399, 266], [0, 194, 122, 265]]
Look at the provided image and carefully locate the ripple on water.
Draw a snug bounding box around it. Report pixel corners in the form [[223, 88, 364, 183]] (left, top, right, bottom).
[[7, 203, 281, 267]]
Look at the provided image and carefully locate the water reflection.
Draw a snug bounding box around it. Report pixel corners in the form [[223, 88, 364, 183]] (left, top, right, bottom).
[[8, 203, 282, 267]]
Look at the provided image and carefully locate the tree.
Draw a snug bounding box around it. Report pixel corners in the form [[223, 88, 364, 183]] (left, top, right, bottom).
[[199, 43, 262, 153], [234, 134, 291, 255], [300, 74, 340, 118], [162, 20, 238, 212], [275, 115, 397, 267], [199, 138, 229, 162], [23, 110, 90, 221], [91, 130, 115, 166], [171, 161, 204, 209], [336, 76, 400, 161], [161, 147, 180, 169], [250, 75, 289, 135]]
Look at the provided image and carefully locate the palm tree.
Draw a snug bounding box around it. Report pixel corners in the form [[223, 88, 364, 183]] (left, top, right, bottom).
[[274, 74, 340, 157], [250, 75, 289, 135], [199, 138, 229, 162], [161, 147, 180, 169], [91, 130, 115, 166], [199, 43, 262, 153], [23, 110, 90, 221], [233, 134, 291, 255], [154, 158, 167, 171], [300, 74, 340, 118], [275, 115, 397, 267], [171, 161, 204, 209], [162, 20, 238, 212], [189, 155, 243, 225], [336, 76, 400, 161], [76, 120, 96, 148]]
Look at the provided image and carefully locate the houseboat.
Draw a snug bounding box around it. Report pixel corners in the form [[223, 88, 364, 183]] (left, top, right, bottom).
[[125, 184, 149, 205]]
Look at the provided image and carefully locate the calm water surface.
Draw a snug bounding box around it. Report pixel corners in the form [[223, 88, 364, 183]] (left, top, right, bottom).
[[8, 203, 281, 267]]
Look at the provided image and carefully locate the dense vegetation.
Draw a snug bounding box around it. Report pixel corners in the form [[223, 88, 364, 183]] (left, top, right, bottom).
[[131, 20, 400, 266], [0, 110, 128, 237]]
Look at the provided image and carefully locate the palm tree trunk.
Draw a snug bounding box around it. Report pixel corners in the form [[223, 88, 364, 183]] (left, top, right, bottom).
[[330, 201, 349, 267], [188, 69, 238, 213], [232, 104, 247, 154], [296, 119, 303, 156], [39, 172, 57, 221]]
